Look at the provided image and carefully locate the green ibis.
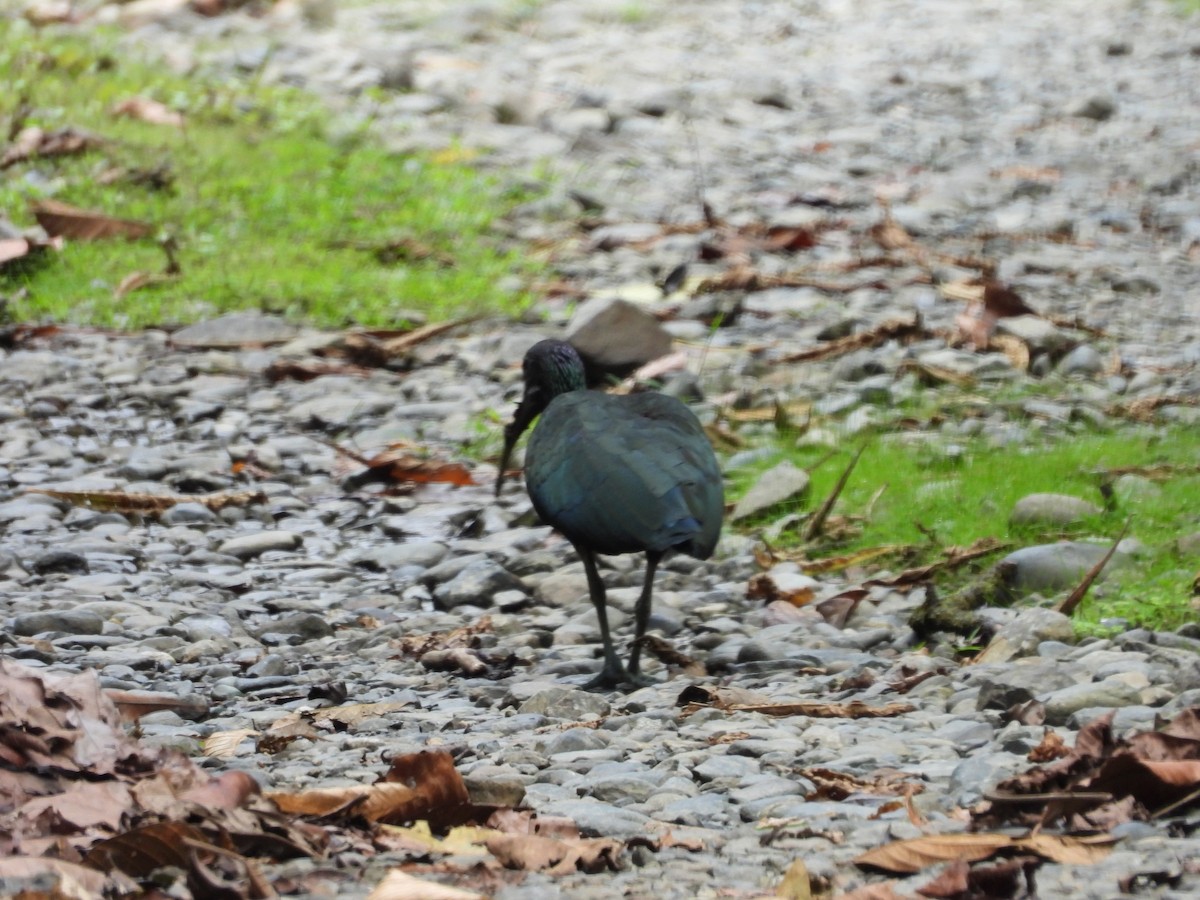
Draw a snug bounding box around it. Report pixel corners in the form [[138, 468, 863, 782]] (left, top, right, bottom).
[[496, 339, 723, 688]]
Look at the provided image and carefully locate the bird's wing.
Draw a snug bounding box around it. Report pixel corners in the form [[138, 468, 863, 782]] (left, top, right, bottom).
[[526, 392, 723, 558]]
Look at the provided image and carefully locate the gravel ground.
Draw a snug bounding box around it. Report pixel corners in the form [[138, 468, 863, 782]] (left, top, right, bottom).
[[3, 0, 1200, 898]]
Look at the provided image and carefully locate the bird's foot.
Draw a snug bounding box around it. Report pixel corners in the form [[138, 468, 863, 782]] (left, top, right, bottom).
[[582, 666, 655, 692]]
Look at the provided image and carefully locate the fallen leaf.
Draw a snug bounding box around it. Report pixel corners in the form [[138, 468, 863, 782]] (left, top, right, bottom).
[[27, 487, 266, 517], [111, 97, 185, 128], [178, 771, 261, 810], [103, 688, 209, 722], [855, 834, 1014, 874], [368, 869, 486, 900], [914, 857, 969, 898], [485, 833, 623, 875], [0, 857, 116, 895], [32, 199, 153, 241], [420, 648, 489, 676], [1, 126, 102, 169], [776, 858, 813, 899], [1028, 730, 1071, 763], [832, 884, 906, 900], [732, 700, 914, 719], [203, 729, 259, 760]]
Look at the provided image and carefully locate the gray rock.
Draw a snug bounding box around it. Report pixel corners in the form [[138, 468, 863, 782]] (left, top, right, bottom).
[[161, 503, 219, 526], [730, 460, 810, 522], [518, 688, 611, 720], [537, 799, 651, 839], [995, 316, 1071, 353], [217, 531, 303, 560], [565, 297, 672, 374], [1040, 679, 1145, 725], [171, 313, 298, 348], [1057, 345, 1105, 377], [975, 608, 1077, 662], [1009, 493, 1103, 527], [31, 550, 89, 575], [11, 609, 105, 636], [997, 542, 1123, 596], [256, 613, 333, 641], [1069, 94, 1117, 121], [434, 559, 525, 610]]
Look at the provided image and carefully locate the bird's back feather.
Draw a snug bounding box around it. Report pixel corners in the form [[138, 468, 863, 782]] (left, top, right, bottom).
[[526, 391, 723, 558]]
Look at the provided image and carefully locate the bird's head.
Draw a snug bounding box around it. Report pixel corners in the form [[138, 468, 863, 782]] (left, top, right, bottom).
[[495, 339, 586, 495]]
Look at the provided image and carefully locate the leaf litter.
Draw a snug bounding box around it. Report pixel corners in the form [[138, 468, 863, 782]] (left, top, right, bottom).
[[0, 660, 707, 897]]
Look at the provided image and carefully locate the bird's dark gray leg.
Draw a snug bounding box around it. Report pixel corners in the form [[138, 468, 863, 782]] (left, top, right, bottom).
[[626, 551, 662, 682], [578, 547, 629, 689]]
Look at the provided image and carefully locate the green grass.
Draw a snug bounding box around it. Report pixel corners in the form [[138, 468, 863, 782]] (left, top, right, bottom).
[[0, 22, 538, 328], [732, 424, 1200, 633]]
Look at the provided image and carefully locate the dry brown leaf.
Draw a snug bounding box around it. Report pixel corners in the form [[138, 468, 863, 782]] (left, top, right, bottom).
[[114, 270, 175, 299], [374, 821, 492, 857], [103, 688, 209, 723], [1028, 730, 1071, 763], [379, 316, 481, 356], [269, 700, 410, 734], [0, 857, 117, 895], [32, 199, 153, 241], [111, 97, 185, 128], [776, 858, 813, 900], [855, 833, 1015, 873], [776, 317, 930, 365], [487, 809, 579, 840], [85, 821, 205, 877], [634, 634, 706, 676], [398, 618, 493, 656], [732, 700, 914, 719], [367, 869, 486, 900], [1015, 833, 1114, 865], [203, 729, 259, 760], [914, 857, 969, 898], [1, 126, 101, 169], [28, 487, 266, 516], [747, 572, 816, 607], [420, 648, 489, 676], [355, 447, 477, 487], [990, 333, 1030, 371], [898, 359, 975, 389], [178, 771, 261, 810], [485, 833, 623, 875], [833, 883, 906, 900]]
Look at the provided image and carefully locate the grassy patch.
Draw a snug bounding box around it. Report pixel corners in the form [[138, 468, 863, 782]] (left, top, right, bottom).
[[0, 22, 537, 328], [732, 424, 1200, 632]]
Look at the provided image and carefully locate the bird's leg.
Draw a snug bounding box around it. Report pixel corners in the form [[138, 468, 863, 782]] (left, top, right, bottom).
[[578, 548, 628, 689], [626, 551, 662, 682]]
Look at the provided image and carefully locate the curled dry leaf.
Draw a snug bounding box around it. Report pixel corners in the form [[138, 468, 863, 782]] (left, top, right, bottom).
[[747, 571, 816, 607], [1028, 729, 1071, 763], [271, 749, 472, 827]]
